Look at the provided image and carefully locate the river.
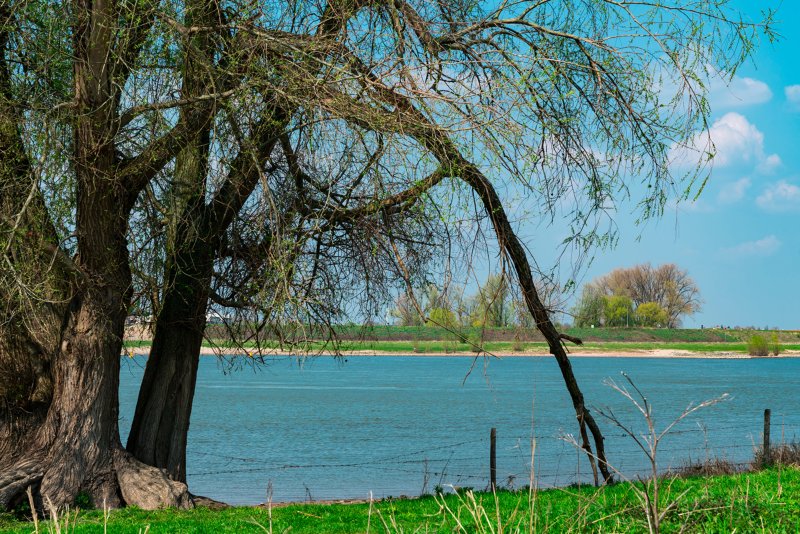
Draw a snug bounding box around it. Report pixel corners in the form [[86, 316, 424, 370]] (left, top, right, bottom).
[[118, 355, 800, 505]]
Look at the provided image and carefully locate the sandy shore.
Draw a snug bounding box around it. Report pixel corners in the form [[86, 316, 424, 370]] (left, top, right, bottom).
[[122, 345, 800, 359]]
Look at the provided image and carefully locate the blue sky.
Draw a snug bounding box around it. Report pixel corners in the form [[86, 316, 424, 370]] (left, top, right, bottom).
[[562, 1, 800, 329]]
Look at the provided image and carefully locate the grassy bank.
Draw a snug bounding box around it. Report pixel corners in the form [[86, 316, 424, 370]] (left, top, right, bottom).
[[124, 326, 800, 355], [124, 338, 800, 355], [247, 339, 800, 355], [3, 467, 799, 532], [262, 325, 800, 344]]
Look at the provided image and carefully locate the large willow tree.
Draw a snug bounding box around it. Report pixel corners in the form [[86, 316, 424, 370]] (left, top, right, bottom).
[[0, 0, 771, 510]]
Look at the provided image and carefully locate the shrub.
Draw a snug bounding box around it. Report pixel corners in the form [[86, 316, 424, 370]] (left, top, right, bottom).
[[467, 333, 483, 353], [747, 334, 769, 356], [674, 457, 742, 477], [604, 295, 633, 327], [754, 441, 800, 467], [769, 333, 782, 356], [426, 307, 457, 329]]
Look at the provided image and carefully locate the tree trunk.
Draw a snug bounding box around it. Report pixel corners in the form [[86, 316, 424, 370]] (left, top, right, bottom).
[[0, 198, 191, 510], [126, 0, 216, 482], [1, 0, 191, 509], [30, 283, 190, 509], [381, 90, 614, 482], [36, 288, 133, 507], [126, 0, 353, 486], [127, 245, 212, 483], [460, 163, 613, 483]]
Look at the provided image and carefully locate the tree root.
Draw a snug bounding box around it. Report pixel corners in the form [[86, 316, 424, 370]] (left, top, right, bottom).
[[0, 460, 43, 510], [0, 448, 192, 512], [189, 493, 230, 510], [113, 449, 192, 510]]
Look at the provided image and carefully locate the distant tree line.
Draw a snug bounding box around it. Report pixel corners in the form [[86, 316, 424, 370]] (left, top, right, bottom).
[[571, 264, 702, 328], [391, 274, 547, 329]]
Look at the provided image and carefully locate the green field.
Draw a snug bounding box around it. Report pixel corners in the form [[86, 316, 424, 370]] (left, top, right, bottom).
[[124, 326, 800, 355], [191, 325, 770, 344], [3, 467, 799, 533], [125, 329, 800, 354], [232, 339, 799, 355], [309, 325, 800, 344]]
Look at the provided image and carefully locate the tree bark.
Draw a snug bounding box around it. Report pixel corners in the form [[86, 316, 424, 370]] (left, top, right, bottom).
[[127, 239, 212, 483], [0, 178, 192, 510], [0, 0, 192, 509]]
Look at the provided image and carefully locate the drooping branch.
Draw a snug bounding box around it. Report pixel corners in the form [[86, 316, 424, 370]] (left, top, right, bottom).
[[458, 162, 611, 482], [310, 62, 612, 481]]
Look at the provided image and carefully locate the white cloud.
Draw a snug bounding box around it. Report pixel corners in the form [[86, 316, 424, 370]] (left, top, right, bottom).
[[670, 113, 780, 173], [722, 235, 781, 258], [709, 75, 772, 108], [756, 180, 800, 212], [786, 85, 800, 111], [757, 154, 782, 175], [717, 177, 751, 204]]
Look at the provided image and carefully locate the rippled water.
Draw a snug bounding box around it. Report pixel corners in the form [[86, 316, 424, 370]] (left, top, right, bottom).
[[118, 355, 800, 505]]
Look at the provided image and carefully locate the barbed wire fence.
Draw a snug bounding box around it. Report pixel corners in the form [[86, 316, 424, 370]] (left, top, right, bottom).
[[184, 409, 799, 504]]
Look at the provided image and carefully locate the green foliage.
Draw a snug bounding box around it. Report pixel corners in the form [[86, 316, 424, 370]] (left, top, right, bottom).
[[579, 263, 702, 328], [467, 333, 484, 353], [769, 333, 782, 356], [426, 307, 457, 329], [635, 302, 669, 327], [747, 334, 769, 356], [74, 491, 93, 510], [604, 295, 633, 327], [572, 287, 605, 327]]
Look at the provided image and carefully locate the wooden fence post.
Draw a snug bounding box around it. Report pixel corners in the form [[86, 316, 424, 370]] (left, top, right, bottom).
[[490, 427, 497, 491], [763, 409, 772, 467]]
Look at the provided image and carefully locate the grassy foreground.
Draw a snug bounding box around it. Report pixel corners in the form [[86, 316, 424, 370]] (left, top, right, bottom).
[[3, 467, 799, 533]]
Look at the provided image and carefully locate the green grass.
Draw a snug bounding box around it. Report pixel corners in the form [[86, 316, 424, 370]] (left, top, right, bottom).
[[192, 325, 792, 344], [3, 468, 799, 532], [577, 341, 800, 353], [564, 327, 742, 342], [322, 325, 795, 343]]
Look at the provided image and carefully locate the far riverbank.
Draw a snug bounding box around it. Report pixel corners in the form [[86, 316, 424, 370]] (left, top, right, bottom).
[[122, 343, 800, 359], [124, 325, 800, 359]]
